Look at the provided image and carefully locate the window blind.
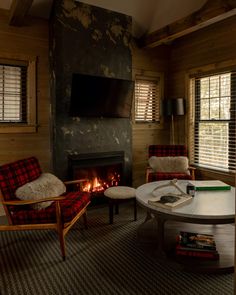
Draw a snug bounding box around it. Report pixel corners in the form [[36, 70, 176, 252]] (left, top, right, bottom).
[[0, 64, 27, 123], [192, 71, 236, 172], [134, 78, 160, 122]]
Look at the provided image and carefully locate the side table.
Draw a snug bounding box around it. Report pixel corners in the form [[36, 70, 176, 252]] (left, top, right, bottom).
[[104, 186, 137, 224]]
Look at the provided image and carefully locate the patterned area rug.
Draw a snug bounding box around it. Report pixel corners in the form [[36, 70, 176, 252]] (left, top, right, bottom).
[[0, 203, 234, 295]]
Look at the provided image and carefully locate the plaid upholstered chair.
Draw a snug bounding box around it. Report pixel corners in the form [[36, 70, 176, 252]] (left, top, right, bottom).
[[146, 145, 195, 182], [0, 157, 91, 260]]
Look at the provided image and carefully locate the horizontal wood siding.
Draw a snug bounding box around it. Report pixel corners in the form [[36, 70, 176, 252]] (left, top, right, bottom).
[[0, 9, 51, 171], [168, 15, 236, 184], [132, 44, 169, 187]]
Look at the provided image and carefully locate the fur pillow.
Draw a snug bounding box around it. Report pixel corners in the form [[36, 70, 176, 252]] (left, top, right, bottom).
[[148, 156, 190, 174], [15, 173, 66, 210]]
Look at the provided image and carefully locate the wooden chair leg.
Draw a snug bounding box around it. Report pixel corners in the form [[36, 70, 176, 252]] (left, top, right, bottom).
[[134, 198, 137, 221], [56, 201, 66, 260], [109, 200, 114, 224]]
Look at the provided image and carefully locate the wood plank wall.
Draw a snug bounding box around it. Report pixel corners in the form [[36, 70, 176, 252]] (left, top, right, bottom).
[[167, 15, 236, 186], [131, 43, 169, 187], [0, 9, 51, 171]]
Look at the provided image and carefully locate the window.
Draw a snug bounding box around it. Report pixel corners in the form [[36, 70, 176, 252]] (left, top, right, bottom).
[[134, 76, 160, 123], [0, 64, 27, 123], [0, 56, 36, 133], [191, 72, 236, 172]]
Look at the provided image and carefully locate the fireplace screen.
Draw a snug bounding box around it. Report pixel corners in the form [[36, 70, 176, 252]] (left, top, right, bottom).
[[68, 151, 124, 196]]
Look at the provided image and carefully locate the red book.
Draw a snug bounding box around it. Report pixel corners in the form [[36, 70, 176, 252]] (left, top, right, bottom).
[[176, 248, 219, 260], [176, 244, 218, 253]]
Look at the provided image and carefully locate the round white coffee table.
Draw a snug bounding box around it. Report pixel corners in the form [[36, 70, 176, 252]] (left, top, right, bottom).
[[136, 180, 235, 273]]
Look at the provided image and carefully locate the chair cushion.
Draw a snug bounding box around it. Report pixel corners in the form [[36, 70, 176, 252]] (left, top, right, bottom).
[[148, 172, 192, 182], [15, 173, 66, 210], [148, 156, 190, 174], [0, 157, 42, 201], [10, 191, 91, 225], [104, 186, 136, 199]]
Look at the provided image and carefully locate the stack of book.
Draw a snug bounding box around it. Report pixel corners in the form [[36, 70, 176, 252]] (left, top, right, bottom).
[[176, 231, 219, 260]]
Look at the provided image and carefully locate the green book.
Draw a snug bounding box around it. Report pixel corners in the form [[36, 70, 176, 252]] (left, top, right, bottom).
[[188, 180, 231, 191]]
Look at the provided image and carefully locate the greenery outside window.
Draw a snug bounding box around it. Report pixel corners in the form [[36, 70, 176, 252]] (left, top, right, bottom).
[[190, 72, 236, 172], [0, 56, 36, 133]]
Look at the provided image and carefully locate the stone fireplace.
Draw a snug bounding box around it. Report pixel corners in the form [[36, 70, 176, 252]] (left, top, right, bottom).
[[50, 1, 132, 182]]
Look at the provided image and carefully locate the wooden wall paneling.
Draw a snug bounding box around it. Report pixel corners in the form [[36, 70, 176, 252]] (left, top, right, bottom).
[[9, 0, 33, 26], [131, 39, 170, 189], [132, 43, 170, 187], [0, 9, 51, 172], [0, 9, 48, 39], [168, 15, 236, 185]]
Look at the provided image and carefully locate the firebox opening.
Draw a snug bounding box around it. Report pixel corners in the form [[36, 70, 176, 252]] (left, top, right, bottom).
[[74, 163, 122, 196], [68, 151, 125, 206]]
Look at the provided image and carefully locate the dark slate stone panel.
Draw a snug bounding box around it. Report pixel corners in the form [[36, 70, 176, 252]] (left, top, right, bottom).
[[50, 0, 133, 184]]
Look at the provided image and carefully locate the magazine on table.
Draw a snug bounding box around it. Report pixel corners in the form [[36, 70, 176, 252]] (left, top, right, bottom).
[[148, 179, 193, 210], [178, 231, 216, 250]]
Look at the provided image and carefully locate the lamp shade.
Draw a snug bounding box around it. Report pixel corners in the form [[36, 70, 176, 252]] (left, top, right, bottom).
[[161, 98, 185, 116], [173, 98, 185, 115], [161, 99, 173, 116]]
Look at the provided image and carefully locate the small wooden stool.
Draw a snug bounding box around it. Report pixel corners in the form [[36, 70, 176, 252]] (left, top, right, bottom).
[[104, 186, 137, 224]]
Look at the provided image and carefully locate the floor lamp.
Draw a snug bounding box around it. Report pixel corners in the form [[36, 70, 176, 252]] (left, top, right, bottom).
[[162, 98, 185, 145]]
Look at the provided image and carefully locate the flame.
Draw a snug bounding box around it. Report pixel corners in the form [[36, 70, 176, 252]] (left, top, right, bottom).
[[83, 182, 91, 192], [92, 177, 103, 192], [81, 173, 120, 193]]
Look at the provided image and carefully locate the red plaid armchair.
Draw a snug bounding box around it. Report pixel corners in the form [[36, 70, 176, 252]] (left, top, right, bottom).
[[0, 157, 91, 260], [146, 145, 195, 182]]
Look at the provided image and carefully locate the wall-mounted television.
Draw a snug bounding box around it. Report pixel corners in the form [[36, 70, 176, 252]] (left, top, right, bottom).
[[69, 73, 134, 118]]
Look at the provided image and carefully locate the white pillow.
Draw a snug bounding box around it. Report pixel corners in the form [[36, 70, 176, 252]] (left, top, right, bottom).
[[148, 156, 190, 174], [15, 173, 66, 210]]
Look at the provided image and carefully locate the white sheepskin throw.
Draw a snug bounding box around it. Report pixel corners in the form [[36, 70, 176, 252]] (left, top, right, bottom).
[[15, 173, 66, 210], [148, 156, 190, 174]]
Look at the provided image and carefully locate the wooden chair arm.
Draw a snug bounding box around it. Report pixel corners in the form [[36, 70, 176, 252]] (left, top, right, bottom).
[[188, 166, 196, 180], [189, 166, 196, 170], [1, 196, 65, 206], [64, 178, 89, 185], [146, 166, 153, 172], [146, 167, 154, 183]]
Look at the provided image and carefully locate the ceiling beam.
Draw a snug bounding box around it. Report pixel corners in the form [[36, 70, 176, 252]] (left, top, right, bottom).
[[9, 0, 34, 26], [139, 0, 236, 48]]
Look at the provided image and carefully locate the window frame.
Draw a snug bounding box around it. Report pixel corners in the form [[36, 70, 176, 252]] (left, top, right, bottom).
[[0, 54, 37, 133], [187, 64, 236, 175], [132, 70, 164, 129]]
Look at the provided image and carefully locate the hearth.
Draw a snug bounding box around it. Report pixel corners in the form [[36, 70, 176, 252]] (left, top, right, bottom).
[[68, 151, 125, 196]]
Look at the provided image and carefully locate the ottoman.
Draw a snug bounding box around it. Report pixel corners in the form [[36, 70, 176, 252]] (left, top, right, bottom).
[[104, 186, 137, 224]]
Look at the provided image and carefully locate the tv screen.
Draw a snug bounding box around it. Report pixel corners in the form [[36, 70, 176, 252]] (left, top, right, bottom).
[[69, 73, 134, 118]]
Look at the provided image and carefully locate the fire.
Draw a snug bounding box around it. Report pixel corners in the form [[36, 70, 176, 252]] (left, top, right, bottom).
[[82, 177, 104, 192], [81, 173, 120, 193]]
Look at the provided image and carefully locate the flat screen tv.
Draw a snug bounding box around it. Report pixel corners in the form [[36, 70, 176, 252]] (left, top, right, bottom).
[[69, 73, 134, 118]]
